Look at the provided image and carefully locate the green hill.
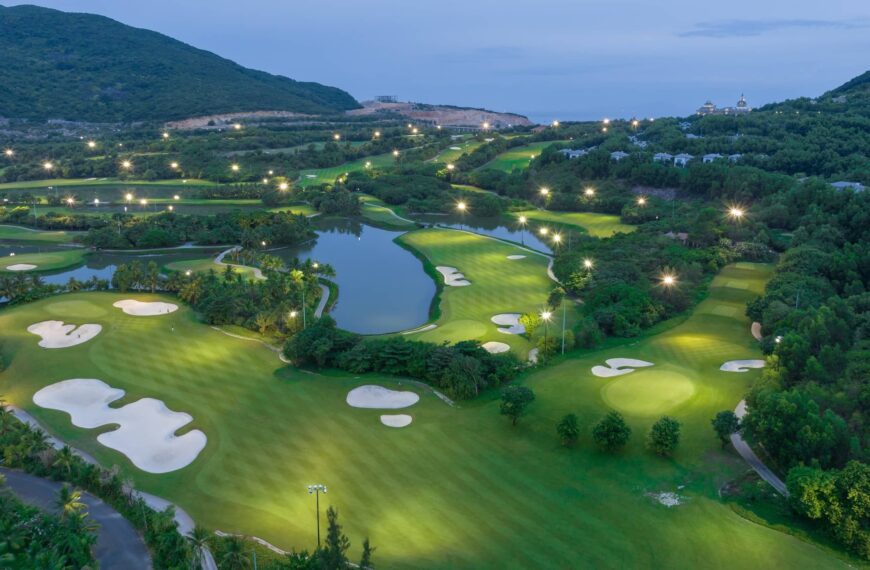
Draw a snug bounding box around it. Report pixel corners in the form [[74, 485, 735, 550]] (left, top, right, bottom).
[[0, 4, 360, 122]]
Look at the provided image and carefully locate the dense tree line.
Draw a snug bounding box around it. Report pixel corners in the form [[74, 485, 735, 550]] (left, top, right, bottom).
[[284, 317, 520, 400], [82, 210, 313, 249]]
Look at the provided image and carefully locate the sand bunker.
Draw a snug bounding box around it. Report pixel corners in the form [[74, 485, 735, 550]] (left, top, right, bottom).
[[506, 255, 526, 260], [33, 379, 206, 474], [720, 360, 765, 372], [492, 314, 525, 334], [27, 320, 102, 349], [751, 322, 762, 341], [647, 492, 683, 507], [436, 266, 470, 286], [591, 358, 654, 378], [380, 414, 413, 428], [113, 300, 178, 316], [346, 385, 420, 409], [6, 263, 37, 271], [482, 341, 510, 354]]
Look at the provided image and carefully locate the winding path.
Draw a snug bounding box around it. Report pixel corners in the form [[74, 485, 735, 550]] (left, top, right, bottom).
[[1, 467, 152, 570], [731, 400, 789, 496], [215, 246, 265, 279], [314, 283, 330, 317], [7, 407, 218, 570]]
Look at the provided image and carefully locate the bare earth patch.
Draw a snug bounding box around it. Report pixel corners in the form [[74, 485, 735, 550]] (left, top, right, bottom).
[[113, 300, 178, 316], [33, 379, 206, 474], [27, 320, 102, 348], [647, 491, 684, 507], [346, 385, 420, 409], [506, 255, 526, 260]]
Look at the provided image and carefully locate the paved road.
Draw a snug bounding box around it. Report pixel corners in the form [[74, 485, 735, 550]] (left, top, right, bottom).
[[1, 467, 152, 570], [731, 400, 789, 496], [314, 283, 330, 317]]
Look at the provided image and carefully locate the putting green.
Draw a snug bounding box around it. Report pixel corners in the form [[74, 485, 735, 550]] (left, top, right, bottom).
[[478, 141, 566, 173], [0, 265, 852, 568], [600, 369, 697, 417], [396, 228, 574, 355], [0, 249, 88, 273], [297, 153, 395, 188], [510, 210, 635, 238], [0, 225, 81, 244]]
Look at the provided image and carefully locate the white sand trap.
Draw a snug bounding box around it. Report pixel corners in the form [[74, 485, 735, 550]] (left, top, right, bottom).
[[305, 174, 317, 178], [482, 341, 510, 354], [27, 320, 102, 349], [436, 266, 471, 286], [6, 263, 37, 271], [346, 385, 420, 409], [751, 322, 762, 341], [507, 255, 526, 260], [380, 414, 413, 428], [720, 359, 765, 372], [449, 146, 462, 150], [113, 300, 178, 316], [491, 313, 525, 334], [647, 492, 683, 507], [591, 358, 655, 378], [33, 379, 206, 474]]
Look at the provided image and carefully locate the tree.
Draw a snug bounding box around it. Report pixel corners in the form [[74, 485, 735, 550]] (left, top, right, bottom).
[[499, 386, 536, 426], [556, 413, 580, 446], [592, 411, 631, 451], [711, 410, 740, 447], [219, 536, 250, 569], [319, 506, 350, 569], [54, 485, 86, 521], [187, 525, 212, 570], [518, 312, 541, 338], [359, 537, 375, 569], [647, 416, 681, 456]]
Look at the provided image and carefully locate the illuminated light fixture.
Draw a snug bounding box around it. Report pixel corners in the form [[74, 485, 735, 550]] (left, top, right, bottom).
[[456, 201, 467, 212], [170, 162, 179, 169], [539, 227, 549, 236], [662, 274, 676, 286], [233, 123, 242, 130], [333, 133, 341, 141], [446, 163, 455, 171], [121, 160, 132, 169], [162, 132, 170, 139], [392, 150, 400, 157], [552, 120, 560, 127], [279, 182, 289, 191], [583, 259, 593, 269], [540, 187, 550, 196], [87, 141, 97, 149], [43, 161, 53, 170], [173, 195, 180, 200], [584, 188, 595, 197], [637, 197, 647, 206], [3, 149, 13, 157], [231, 164, 240, 172]]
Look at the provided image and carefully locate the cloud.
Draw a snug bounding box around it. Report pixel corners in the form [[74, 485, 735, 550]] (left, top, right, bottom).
[[679, 19, 869, 38]]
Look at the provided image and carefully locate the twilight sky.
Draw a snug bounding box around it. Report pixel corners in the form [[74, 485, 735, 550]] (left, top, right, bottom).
[[8, 0, 870, 122]]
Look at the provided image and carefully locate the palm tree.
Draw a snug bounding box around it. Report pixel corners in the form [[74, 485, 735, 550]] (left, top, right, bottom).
[[187, 524, 212, 569], [54, 485, 86, 521], [53, 446, 76, 476], [220, 536, 251, 569]]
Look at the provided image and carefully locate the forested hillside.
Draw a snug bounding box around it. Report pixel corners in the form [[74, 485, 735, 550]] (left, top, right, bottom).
[[0, 4, 360, 122]]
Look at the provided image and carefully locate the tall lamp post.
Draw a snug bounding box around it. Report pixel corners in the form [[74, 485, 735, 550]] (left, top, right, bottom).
[[541, 311, 552, 360], [518, 215, 527, 245], [307, 484, 327, 548], [456, 201, 467, 230]]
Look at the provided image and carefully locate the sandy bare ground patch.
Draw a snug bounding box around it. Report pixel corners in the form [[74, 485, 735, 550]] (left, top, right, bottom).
[[6, 263, 37, 271], [751, 322, 762, 341], [113, 300, 178, 316], [27, 320, 102, 348], [491, 313, 525, 334], [436, 266, 470, 286], [482, 341, 510, 354], [720, 359, 765, 372], [647, 491, 684, 507], [380, 414, 413, 428], [506, 255, 526, 260], [33, 379, 206, 474], [591, 358, 654, 378], [346, 385, 420, 409], [401, 323, 438, 335]]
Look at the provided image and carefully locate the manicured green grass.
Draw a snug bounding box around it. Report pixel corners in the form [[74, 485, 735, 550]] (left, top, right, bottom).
[[163, 257, 259, 280], [432, 140, 486, 164], [397, 228, 573, 355], [478, 141, 565, 173], [359, 195, 417, 229], [0, 178, 216, 190], [297, 153, 396, 188], [510, 209, 636, 238], [0, 269, 849, 569], [226, 141, 368, 156], [0, 225, 81, 244], [0, 249, 88, 273]]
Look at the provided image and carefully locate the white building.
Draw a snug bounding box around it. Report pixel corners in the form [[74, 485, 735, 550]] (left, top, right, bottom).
[[653, 153, 673, 163], [703, 153, 724, 163], [728, 154, 742, 163], [831, 181, 865, 192], [674, 153, 694, 167], [558, 148, 588, 159], [611, 151, 630, 161], [696, 94, 752, 116]]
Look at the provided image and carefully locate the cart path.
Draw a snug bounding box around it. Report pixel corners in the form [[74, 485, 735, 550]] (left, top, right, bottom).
[[731, 400, 789, 496]]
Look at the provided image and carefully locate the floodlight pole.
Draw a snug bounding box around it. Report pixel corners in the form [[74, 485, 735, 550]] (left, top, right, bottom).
[[308, 484, 327, 548], [561, 301, 567, 355]]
